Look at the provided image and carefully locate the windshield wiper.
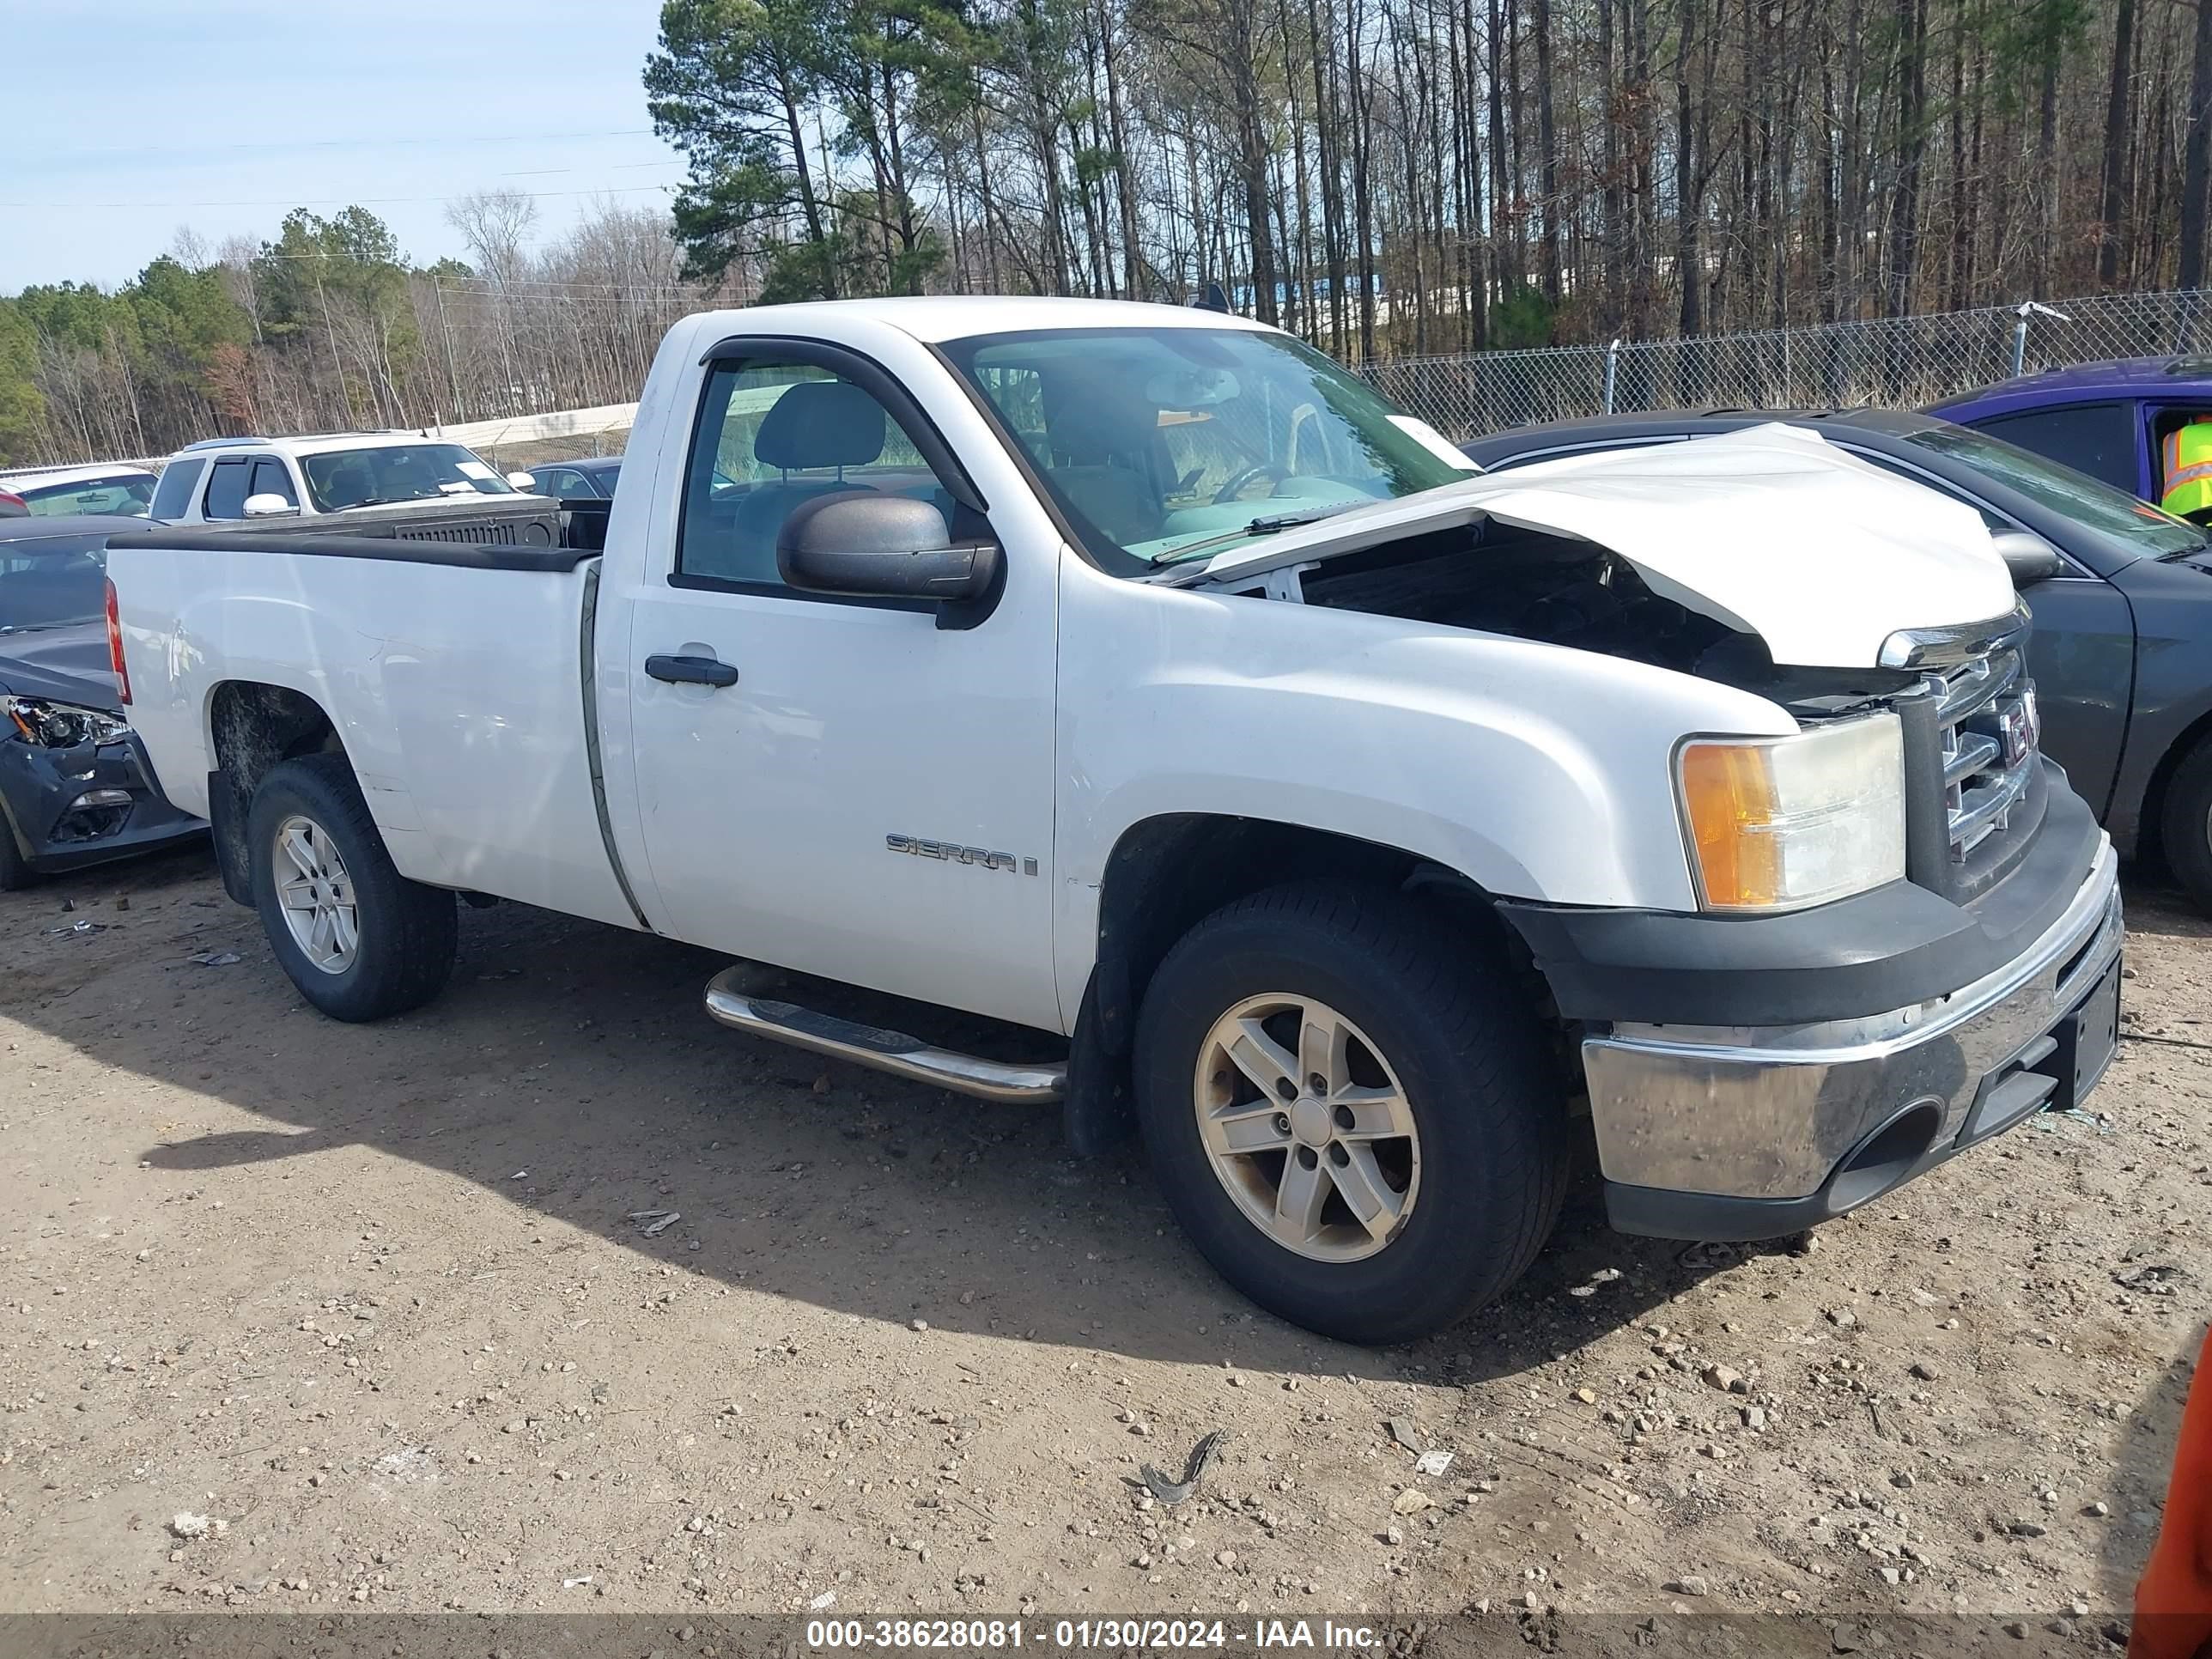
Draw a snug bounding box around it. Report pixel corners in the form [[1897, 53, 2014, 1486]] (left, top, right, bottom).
[[334, 495, 436, 510], [1244, 504, 1361, 533], [1154, 501, 1367, 567]]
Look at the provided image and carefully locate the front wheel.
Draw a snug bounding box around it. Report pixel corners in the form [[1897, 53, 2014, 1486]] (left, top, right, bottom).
[[0, 819, 29, 891], [2163, 736, 2212, 915], [1133, 881, 1568, 1345], [247, 755, 457, 1021]]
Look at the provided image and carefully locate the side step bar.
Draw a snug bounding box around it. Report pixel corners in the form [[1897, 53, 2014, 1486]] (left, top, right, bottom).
[[703, 968, 1066, 1105]]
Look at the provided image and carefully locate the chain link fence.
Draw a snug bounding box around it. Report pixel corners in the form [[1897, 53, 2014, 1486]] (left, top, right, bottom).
[[29, 283, 2212, 471], [1357, 289, 2212, 441], [419, 283, 2212, 468]]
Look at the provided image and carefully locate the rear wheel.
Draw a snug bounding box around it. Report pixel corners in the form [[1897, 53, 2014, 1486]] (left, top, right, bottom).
[[247, 755, 457, 1021], [2161, 735, 2212, 915], [1133, 881, 1568, 1345]]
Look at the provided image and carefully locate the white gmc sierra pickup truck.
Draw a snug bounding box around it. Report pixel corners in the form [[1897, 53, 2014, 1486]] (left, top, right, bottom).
[[102, 298, 2124, 1344]]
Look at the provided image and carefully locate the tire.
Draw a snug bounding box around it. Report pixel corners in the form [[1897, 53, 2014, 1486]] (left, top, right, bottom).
[[1133, 880, 1569, 1346], [2163, 736, 2212, 915], [246, 754, 457, 1021], [0, 819, 29, 892]]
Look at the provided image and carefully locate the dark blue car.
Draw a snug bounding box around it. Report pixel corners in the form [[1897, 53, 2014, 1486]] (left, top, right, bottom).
[[1928, 355, 2212, 508], [0, 514, 204, 889], [516, 454, 622, 501]]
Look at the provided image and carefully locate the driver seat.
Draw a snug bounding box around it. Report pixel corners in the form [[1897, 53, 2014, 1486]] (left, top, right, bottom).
[[1045, 398, 1164, 548], [321, 459, 374, 510], [725, 381, 890, 582]]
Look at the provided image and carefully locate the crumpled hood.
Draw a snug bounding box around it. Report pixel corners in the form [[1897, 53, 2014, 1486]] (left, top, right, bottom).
[[1182, 423, 2017, 669], [0, 622, 120, 712]]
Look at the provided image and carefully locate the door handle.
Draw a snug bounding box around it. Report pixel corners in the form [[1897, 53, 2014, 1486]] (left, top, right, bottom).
[[645, 653, 739, 688]]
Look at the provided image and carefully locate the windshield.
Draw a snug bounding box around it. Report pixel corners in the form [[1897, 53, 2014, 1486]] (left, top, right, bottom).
[[16, 473, 153, 518], [0, 535, 105, 634], [939, 326, 1471, 568], [298, 443, 515, 512], [1901, 423, 2204, 559]]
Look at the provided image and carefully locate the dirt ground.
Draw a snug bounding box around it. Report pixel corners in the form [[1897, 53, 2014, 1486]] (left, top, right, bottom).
[[2, 842, 2205, 1643]]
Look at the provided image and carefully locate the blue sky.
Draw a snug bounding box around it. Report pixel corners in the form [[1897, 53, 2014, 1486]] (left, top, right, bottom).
[[6, 1, 688, 291]]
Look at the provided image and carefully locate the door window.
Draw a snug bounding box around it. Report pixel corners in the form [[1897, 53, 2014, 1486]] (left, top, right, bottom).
[[1966, 403, 2136, 495], [249, 458, 297, 507], [532, 466, 585, 497], [674, 361, 955, 590], [202, 458, 252, 520], [149, 459, 204, 520]]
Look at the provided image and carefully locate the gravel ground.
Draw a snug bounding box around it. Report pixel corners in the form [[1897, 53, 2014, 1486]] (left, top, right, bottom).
[[1, 842, 2204, 1643]]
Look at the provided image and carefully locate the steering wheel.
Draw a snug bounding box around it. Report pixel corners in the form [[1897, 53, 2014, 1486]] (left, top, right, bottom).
[[1212, 463, 1290, 504]]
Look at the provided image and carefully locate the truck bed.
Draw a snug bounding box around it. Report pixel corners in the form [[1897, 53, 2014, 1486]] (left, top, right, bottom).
[[101, 528, 639, 929]]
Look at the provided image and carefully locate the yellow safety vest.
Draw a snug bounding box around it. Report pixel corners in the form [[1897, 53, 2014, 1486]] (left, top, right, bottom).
[[2163, 421, 2212, 520]]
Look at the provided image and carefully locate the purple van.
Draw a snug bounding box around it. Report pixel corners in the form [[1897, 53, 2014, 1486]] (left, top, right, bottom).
[[1929, 355, 2212, 507]]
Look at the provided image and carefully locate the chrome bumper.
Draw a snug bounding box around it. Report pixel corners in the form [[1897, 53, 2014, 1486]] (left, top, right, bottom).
[[1581, 838, 2123, 1205]]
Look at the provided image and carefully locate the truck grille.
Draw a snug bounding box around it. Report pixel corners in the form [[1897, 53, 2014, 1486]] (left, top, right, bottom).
[[1933, 644, 2039, 864], [1895, 635, 2045, 901]]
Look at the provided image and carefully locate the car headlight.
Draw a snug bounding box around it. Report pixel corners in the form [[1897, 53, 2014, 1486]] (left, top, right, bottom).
[[3, 695, 130, 749], [1674, 712, 1905, 912]]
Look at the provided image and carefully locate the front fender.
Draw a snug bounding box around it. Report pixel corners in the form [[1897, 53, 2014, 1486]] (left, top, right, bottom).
[[1050, 563, 1798, 1014]]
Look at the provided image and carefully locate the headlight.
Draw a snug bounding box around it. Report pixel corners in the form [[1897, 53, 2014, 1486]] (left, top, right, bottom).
[[1675, 713, 1905, 912], [3, 695, 130, 748]]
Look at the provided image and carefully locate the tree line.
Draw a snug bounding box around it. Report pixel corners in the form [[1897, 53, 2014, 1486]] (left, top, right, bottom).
[[651, 0, 2197, 357], [0, 0, 2194, 465], [0, 199, 697, 468]]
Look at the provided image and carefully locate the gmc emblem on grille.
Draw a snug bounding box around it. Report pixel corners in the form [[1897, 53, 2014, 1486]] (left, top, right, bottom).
[[1999, 688, 2039, 768]]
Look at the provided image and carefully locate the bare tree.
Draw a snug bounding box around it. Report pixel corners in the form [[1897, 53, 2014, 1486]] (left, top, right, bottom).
[[443, 187, 541, 287]]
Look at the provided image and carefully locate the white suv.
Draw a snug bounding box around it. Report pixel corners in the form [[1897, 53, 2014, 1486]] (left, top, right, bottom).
[[150, 431, 538, 524]]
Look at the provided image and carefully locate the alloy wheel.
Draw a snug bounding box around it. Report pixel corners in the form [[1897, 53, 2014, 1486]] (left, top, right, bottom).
[[272, 813, 359, 975], [1192, 993, 1421, 1262]]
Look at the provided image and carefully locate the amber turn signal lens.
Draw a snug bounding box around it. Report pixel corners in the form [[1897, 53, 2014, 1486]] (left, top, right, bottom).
[[1678, 740, 1783, 909], [1674, 714, 1905, 913]]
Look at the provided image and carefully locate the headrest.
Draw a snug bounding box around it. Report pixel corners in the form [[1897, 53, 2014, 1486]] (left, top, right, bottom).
[[1048, 393, 1146, 465], [754, 380, 887, 471]]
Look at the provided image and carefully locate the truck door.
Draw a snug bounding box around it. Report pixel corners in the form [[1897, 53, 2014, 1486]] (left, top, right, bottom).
[[617, 343, 1064, 1035]]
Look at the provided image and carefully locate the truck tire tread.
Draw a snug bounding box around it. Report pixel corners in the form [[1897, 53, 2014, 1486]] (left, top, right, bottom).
[[246, 754, 457, 1021]]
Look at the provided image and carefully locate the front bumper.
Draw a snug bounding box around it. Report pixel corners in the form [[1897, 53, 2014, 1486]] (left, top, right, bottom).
[[0, 730, 206, 876], [1579, 836, 2122, 1240]]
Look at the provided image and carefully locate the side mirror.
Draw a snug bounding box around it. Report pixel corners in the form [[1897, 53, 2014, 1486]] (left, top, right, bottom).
[[777, 492, 1000, 604], [1990, 527, 2066, 587], [241, 493, 299, 519], [507, 471, 537, 491]]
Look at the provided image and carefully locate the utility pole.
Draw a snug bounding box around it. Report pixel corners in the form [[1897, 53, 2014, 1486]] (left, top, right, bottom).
[[432, 275, 465, 422]]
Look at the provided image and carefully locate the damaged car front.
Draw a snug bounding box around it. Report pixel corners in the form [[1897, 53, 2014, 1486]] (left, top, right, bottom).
[[1142, 422, 2122, 1242], [0, 515, 204, 889]]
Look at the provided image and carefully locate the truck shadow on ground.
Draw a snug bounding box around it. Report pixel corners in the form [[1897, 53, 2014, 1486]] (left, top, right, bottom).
[[12, 846, 1838, 1382]]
